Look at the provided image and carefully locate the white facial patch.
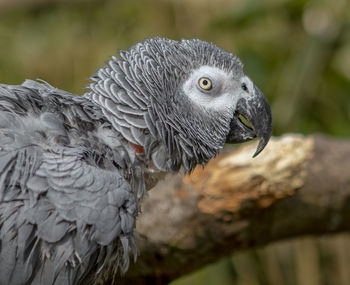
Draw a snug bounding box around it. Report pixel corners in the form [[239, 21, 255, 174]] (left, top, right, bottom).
[[239, 75, 258, 108], [182, 66, 252, 115]]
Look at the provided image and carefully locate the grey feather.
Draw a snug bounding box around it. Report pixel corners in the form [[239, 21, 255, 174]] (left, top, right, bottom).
[[0, 82, 138, 284], [0, 37, 272, 284]]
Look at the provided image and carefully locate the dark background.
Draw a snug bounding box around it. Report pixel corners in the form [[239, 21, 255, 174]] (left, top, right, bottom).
[[0, 0, 349, 284]]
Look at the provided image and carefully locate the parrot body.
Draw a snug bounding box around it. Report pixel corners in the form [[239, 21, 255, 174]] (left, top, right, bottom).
[[0, 38, 272, 284]]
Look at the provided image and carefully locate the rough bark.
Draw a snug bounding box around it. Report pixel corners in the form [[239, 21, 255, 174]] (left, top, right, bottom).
[[111, 134, 350, 284]]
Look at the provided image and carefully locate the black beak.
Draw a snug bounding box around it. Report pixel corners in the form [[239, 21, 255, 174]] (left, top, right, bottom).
[[226, 85, 272, 157]]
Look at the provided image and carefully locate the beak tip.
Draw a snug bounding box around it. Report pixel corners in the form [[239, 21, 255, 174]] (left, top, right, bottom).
[[252, 149, 261, 158], [252, 152, 259, 158], [252, 135, 270, 158]]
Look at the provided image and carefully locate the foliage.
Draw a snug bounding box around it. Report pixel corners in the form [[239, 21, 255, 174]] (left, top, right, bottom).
[[0, 0, 349, 137], [0, 0, 349, 284]]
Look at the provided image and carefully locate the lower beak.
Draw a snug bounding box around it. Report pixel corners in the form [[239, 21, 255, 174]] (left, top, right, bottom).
[[226, 85, 272, 157]]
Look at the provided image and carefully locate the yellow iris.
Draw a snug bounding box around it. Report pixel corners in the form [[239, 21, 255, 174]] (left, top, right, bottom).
[[198, 77, 212, 91]]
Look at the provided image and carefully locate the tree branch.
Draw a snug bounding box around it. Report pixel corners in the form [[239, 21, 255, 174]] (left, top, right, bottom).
[[113, 134, 350, 284]]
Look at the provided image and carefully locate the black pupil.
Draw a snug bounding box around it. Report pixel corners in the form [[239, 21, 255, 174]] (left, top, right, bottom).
[[242, 83, 247, 91], [202, 80, 208, 86]]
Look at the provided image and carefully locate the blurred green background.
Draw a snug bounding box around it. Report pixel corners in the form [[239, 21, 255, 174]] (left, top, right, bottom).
[[0, 0, 349, 284]]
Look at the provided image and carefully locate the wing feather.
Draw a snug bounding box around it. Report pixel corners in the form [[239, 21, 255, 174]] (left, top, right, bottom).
[[0, 84, 138, 285]]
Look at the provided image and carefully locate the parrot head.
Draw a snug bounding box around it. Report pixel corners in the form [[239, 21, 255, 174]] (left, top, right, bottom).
[[88, 38, 272, 172], [180, 59, 272, 158]]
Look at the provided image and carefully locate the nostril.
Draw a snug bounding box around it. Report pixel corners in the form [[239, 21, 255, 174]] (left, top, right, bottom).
[[241, 83, 248, 92]]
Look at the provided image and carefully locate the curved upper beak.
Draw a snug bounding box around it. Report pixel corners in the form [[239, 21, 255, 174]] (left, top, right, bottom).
[[226, 85, 273, 157]]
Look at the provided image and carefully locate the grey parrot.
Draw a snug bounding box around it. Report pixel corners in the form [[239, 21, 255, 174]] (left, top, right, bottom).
[[0, 38, 272, 284]]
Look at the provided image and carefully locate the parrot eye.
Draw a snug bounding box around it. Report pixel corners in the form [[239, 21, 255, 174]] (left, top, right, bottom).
[[198, 77, 212, 91]]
